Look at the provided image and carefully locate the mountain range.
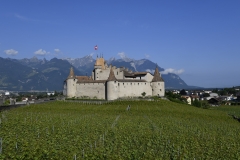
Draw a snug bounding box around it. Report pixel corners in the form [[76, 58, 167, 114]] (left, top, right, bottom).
[[0, 55, 198, 91]]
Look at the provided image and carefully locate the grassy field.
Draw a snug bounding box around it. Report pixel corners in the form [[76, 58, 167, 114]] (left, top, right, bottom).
[[212, 105, 240, 117], [0, 100, 240, 159]]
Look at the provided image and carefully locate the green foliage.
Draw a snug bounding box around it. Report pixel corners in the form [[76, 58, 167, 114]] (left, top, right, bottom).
[[4, 99, 10, 105], [192, 99, 210, 109], [141, 92, 146, 97], [213, 87, 239, 96], [0, 101, 240, 159], [165, 91, 187, 104], [180, 89, 187, 95], [203, 93, 210, 97]]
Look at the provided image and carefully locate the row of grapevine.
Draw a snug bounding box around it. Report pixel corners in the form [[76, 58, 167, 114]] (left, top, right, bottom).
[[0, 100, 240, 159]]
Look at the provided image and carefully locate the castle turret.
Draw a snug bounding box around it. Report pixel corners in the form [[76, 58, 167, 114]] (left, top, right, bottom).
[[151, 66, 165, 97], [106, 67, 118, 100], [66, 67, 77, 98], [94, 57, 105, 69]]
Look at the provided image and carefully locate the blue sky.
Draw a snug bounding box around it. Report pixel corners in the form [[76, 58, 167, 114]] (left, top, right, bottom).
[[0, 0, 240, 88]]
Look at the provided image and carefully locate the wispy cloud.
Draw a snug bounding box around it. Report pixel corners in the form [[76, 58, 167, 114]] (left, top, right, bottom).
[[15, 14, 39, 22], [161, 68, 184, 75], [54, 49, 61, 53], [34, 49, 50, 56], [145, 69, 155, 74], [4, 49, 18, 56], [145, 54, 150, 59], [14, 13, 57, 24]]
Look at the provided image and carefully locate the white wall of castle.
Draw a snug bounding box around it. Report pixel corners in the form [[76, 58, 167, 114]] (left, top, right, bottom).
[[93, 67, 124, 80], [152, 82, 165, 97], [66, 79, 77, 97], [117, 81, 152, 97], [71, 80, 158, 99], [107, 81, 119, 100], [75, 82, 106, 99], [93, 67, 153, 82]]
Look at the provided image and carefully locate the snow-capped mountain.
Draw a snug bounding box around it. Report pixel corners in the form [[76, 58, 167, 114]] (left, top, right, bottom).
[[63, 55, 190, 89], [0, 54, 196, 91]]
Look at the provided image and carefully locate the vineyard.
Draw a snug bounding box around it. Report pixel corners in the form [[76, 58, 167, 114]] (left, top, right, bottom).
[[0, 100, 240, 159]]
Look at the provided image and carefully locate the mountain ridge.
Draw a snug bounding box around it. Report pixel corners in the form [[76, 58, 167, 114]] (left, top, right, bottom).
[[64, 55, 194, 89], [0, 55, 201, 91]]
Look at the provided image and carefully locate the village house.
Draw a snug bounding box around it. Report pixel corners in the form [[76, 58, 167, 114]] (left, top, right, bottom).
[[181, 95, 191, 105]]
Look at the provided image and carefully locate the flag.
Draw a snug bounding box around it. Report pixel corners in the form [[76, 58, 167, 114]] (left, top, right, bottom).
[[94, 45, 98, 50]]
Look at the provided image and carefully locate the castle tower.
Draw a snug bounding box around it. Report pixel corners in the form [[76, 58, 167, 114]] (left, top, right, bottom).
[[93, 57, 106, 80], [106, 67, 118, 100], [66, 67, 77, 98], [94, 57, 105, 69], [151, 66, 165, 97]]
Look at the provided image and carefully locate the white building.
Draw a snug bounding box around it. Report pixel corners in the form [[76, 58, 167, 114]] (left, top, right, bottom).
[[63, 57, 165, 100]]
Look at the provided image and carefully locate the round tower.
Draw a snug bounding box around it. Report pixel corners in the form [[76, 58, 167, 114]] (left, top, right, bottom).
[[66, 67, 77, 98], [106, 67, 118, 100], [151, 66, 165, 97]]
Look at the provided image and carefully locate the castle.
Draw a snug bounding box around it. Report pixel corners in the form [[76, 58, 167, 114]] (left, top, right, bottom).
[[63, 57, 165, 100]]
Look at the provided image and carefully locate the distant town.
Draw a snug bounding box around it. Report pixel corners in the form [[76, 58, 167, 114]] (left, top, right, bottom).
[[1, 86, 240, 108]]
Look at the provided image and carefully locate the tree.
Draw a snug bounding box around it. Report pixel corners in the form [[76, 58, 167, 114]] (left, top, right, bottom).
[[141, 92, 146, 97], [180, 89, 187, 95], [192, 99, 201, 107], [203, 93, 210, 97]]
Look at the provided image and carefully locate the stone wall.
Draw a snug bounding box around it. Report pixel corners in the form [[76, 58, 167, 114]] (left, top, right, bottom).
[[0, 97, 4, 106], [117, 81, 152, 98], [94, 67, 124, 80], [76, 82, 106, 99]]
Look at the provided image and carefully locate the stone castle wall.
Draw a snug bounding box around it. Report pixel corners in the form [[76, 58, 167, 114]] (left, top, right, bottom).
[[117, 81, 152, 98], [75, 82, 105, 99]]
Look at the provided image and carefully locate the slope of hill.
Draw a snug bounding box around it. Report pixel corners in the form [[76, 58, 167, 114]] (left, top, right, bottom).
[[0, 100, 239, 159]]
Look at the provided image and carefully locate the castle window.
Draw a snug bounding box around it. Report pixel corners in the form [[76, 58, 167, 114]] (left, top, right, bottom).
[[123, 83, 124, 85], [118, 83, 119, 86], [131, 83, 132, 85], [145, 83, 146, 85], [158, 83, 160, 85], [117, 72, 118, 75], [160, 89, 161, 91], [138, 83, 139, 85]]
